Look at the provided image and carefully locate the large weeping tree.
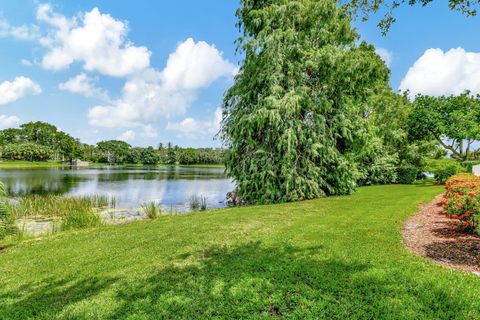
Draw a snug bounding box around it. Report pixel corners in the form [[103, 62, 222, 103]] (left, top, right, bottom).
[[221, 0, 391, 204]]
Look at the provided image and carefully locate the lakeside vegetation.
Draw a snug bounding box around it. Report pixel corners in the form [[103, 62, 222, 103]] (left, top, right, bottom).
[[1, 183, 479, 319], [0, 121, 225, 166]]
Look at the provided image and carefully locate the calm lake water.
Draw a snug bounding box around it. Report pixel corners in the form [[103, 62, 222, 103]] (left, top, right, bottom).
[[0, 166, 234, 211]]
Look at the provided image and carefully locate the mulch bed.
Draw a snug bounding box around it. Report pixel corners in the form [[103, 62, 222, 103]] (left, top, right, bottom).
[[403, 194, 480, 275]]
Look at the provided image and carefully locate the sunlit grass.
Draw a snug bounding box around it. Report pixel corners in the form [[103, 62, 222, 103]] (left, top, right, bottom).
[[1, 183, 479, 319]]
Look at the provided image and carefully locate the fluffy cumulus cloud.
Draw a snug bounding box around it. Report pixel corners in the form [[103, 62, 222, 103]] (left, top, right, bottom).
[[400, 47, 480, 97], [0, 76, 42, 105], [59, 73, 109, 100], [375, 48, 392, 67], [88, 38, 235, 128], [37, 4, 151, 77], [117, 130, 136, 142], [167, 107, 223, 138], [0, 115, 21, 129]]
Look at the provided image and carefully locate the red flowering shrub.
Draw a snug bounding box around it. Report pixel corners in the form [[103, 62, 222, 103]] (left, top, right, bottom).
[[442, 174, 480, 234]]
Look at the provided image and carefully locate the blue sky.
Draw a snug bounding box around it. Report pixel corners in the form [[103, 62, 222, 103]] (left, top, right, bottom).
[[0, 1, 479, 147]]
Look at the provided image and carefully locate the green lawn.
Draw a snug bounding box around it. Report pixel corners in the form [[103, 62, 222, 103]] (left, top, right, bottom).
[[1, 183, 479, 319], [0, 160, 66, 168]]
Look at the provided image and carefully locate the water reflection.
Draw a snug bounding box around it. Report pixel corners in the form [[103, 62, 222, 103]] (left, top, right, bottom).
[[0, 166, 233, 209]]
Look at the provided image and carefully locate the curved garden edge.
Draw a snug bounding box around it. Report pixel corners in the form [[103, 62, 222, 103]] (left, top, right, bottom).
[[403, 194, 480, 275]]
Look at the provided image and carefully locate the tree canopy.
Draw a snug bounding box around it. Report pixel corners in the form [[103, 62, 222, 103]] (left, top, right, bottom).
[[221, 0, 397, 204], [408, 92, 480, 161]]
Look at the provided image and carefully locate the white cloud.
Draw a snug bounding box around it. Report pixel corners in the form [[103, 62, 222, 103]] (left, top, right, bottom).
[[21, 59, 33, 66], [0, 18, 39, 40], [141, 124, 158, 138], [0, 115, 21, 129], [117, 130, 136, 142], [0, 76, 42, 105], [88, 38, 235, 128], [400, 47, 480, 98], [162, 38, 237, 91], [59, 73, 109, 100], [167, 107, 223, 138], [37, 4, 151, 77], [375, 48, 392, 67]]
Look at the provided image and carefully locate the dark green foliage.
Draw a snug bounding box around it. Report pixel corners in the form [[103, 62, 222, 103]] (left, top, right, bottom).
[[140, 147, 160, 165], [396, 166, 418, 184], [0, 122, 81, 162], [222, 0, 391, 203], [425, 159, 464, 184], [97, 140, 132, 164]]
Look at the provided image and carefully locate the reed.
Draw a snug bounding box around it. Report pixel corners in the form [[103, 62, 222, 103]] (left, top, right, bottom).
[[141, 201, 161, 219], [189, 195, 207, 211], [10, 194, 115, 231]]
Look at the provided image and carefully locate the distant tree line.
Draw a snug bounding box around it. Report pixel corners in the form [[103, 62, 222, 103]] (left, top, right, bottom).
[[0, 121, 225, 165]]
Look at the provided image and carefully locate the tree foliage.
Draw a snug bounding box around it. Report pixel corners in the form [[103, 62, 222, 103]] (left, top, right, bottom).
[[409, 92, 480, 161], [343, 0, 480, 34], [221, 0, 394, 204]]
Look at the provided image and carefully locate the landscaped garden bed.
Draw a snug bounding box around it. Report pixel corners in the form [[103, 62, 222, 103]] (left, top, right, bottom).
[[404, 174, 480, 274]]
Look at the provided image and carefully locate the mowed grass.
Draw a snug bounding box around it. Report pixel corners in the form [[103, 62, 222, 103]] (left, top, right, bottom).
[[0, 160, 66, 168], [1, 183, 479, 319]]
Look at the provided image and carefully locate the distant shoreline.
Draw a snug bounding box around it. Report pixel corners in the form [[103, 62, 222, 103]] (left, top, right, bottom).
[[0, 161, 225, 169]]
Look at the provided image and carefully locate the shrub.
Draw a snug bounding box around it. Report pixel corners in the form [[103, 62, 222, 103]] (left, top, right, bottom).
[[462, 160, 480, 173], [441, 174, 480, 234], [396, 166, 418, 184], [425, 159, 464, 184]]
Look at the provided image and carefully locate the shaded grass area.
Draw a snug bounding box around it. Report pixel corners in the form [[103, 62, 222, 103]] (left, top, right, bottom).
[[1, 183, 479, 319]]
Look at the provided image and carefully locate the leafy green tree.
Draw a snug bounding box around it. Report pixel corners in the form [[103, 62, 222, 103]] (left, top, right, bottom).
[[177, 148, 197, 165], [97, 140, 132, 164], [221, 0, 391, 204], [408, 93, 480, 161], [20, 122, 58, 146], [141, 147, 160, 165], [0, 128, 23, 145], [344, 0, 480, 34], [165, 142, 176, 164]]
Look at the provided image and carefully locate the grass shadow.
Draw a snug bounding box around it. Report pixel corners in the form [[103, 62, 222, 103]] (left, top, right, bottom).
[[108, 241, 466, 319]]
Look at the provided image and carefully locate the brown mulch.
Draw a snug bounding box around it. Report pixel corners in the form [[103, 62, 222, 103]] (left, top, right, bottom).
[[403, 194, 480, 275]]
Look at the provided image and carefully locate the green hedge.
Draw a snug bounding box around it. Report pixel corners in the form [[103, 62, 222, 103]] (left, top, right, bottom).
[[425, 159, 464, 184], [396, 166, 418, 184]]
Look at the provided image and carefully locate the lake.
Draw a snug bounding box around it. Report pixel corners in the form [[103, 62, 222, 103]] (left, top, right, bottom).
[[0, 166, 234, 212]]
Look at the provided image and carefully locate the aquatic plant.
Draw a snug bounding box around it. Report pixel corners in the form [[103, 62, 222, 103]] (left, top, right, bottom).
[[141, 201, 161, 219], [0, 182, 16, 239], [189, 195, 207, 211]]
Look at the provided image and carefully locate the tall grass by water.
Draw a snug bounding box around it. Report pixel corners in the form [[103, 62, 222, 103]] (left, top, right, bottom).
[[189, 195, 207, 211], [10, 194, 116, 230], [141, 201, 161, 219]]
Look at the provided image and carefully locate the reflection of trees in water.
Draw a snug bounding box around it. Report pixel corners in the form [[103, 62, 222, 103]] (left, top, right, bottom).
[[96, 167, 227, 182], [5, 174, 85, 196]]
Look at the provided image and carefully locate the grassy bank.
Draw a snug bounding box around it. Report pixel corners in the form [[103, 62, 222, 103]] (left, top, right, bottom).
[[1, 183, 479, 319], [0, 160, 66, 168]]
